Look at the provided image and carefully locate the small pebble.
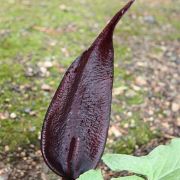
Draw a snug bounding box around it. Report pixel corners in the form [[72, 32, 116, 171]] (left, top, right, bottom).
[[177, 118, 180, 126], [4, 145, 9, 152], [20, 152, 26, 157], [29, 126, 36, 132], [171, 102, 179, 112], [144, 15, 156, 24], [10, 113, 17, 119], [24, 108, 31, 114], [41, 84, 51, 91], [135, 76, 147, 86]]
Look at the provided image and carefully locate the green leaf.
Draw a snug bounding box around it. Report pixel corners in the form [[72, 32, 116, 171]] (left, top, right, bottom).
[[103, 138, 180, 180], [112, 175, 144, 180], [78, 169, 103, 180]]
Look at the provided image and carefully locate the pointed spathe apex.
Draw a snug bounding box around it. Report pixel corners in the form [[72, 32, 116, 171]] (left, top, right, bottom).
[[41, 1, 135, 180], [100, 0, 135, 33], [92, 0, 135, 46]]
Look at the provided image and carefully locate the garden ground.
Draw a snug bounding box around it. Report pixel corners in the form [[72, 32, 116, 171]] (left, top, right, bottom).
[[0, 0, 179, 179]]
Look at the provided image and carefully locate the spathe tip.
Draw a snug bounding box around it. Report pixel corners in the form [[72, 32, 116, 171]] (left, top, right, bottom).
[[108, 0, 135, 28], [94, 0, 135, 43]]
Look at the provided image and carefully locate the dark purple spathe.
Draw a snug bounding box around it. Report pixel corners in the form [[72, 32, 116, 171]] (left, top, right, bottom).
[[41, 1, 135, 179]]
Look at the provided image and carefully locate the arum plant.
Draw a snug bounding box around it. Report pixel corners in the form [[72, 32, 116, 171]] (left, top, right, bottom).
[[41, 0, 135, 179]]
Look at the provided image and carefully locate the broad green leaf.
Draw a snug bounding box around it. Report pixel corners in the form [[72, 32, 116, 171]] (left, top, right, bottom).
[[112, 175, 144, 180], [161, 168, 180, 180], [103, 138, 180, 180], [78, 169, 103, 180]]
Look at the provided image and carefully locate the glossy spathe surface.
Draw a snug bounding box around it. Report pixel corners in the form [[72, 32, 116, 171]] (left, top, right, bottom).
[[41, 1, 135, 179]]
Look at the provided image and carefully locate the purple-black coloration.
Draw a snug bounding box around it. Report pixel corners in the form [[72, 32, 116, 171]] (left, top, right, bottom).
[[41, 1, 135, 179]]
